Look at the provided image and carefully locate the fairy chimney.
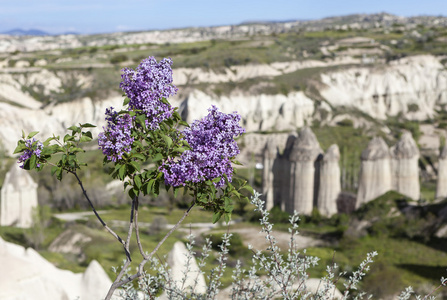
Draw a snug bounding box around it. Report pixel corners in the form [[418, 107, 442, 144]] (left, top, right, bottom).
[[391, 131, 420, 200], [317, 144, 341, 217], [288, 127, 323, 215], [271, 132, 297, 211], [262, 136, 279, 210], [436, 144, 447, 200], [0, 163, 38, 228], [356, 137, 392, 208]]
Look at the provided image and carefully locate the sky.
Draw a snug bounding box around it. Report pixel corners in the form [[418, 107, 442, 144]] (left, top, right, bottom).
[[1, 0, 447, 35]]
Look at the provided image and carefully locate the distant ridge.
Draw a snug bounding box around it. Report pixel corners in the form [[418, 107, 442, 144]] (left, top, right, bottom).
[[1, 29, 80, 36], [2, 28, 49, 36]]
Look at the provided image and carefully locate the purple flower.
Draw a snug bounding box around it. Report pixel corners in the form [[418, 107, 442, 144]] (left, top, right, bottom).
[[98, 107, 134, 162], [18, 138, 43, 169], [161, 106, 245, 187], [120, 56, 178, 130]]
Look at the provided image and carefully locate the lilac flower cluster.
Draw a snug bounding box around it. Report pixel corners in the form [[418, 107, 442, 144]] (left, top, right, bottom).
[[161, 106, 245, 187], [18, 138, 43, 169], [98, 107, 134, 162], [120, 56, 178, 130]]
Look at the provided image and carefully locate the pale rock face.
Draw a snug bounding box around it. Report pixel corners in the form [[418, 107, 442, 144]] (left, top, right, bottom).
[[318, 144, 341, 217], [320, 55, 447, 120], [436, 144, 447, 199], [0, 237, 112, 300], [0, 163, 38, 228], [391, 131, 420, 200], [356, 137, 393, 208], [288, 127, 323, 215], [177, 89, 314, 133], [0, 96, 123, 154], [173, 60, 326, 85], [166, 241, 207, 294]]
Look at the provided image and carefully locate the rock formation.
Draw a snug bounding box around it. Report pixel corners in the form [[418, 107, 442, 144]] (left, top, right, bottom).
[[288, 127, 323, 215], [274, 133, 298, 211], [318, 144, 341, 217], [436, 144, 447, 200], [0, 163, 38, 228], [356, 137, 393, 208], [262, 136, 279, 210], [391, 131, 420, 200], [320, 55, 447, 121], [166, 241, 207, 294], [0, 236, 112, 300]]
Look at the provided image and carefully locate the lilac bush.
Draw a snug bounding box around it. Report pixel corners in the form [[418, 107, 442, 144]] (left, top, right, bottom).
[[161, 105, 245, 187], [120, 56, 178, 130], [98, 108, 134, 162]]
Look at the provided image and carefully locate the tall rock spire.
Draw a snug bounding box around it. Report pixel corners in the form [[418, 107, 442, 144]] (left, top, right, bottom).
[[391, 131, 420, 200], [356, 137, 393, 208], [318, 144, 341, 217], [436, 143, 447, 200], [288, 127, 323, 215], [262, 136, 279, 210]]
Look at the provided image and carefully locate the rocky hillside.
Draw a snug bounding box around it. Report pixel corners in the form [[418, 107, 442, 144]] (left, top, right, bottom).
[[1, 13, 447, 161]]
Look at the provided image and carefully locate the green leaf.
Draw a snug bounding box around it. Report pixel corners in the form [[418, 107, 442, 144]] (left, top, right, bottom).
[[128, 188, 139, 199], [56, 168, 63, 181], [242, 185, 254, 195], [179, 120, 189, 127], [152, 153, 163, 162], [51, 166, 59, 176], [231, 189, 242, 199], [29, 155, 37, 169], [145, 179, 155, 195], [153, 180, 160, 196], [172, 110, 181, 121], [161, 134, 173, 148], [43, 136, 55, 146], [71, 147, 85, 153], [212, 177, 222, 183], [173, 147, 186, 153], [123, 97, 130, 106], [79, 135, 92, 143], [13, 142, 26, 154], [232, 160, 243, 166], [136, 114, 147, 127], [68, 125, 79, 132], [80, 123, 96, 128], [82, 131, 93, 139], [118, 164, 127, 180], [224, 197, 234, 213], [224, 213, 231, 223], [64, 134, 75, 143], [131, 153, 145, 160], [27, 131, 39, 139], [129, 161, 140, 172], [212, 212, 222, 224], [21, 130, 25, 139], [134, 175, 142, 189]]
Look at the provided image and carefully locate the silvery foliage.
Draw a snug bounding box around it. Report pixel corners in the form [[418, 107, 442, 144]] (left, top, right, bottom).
[[117, 192, 446, 300]]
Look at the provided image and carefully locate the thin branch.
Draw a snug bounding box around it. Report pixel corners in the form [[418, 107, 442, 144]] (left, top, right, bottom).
[[71, 171, 131, 260], [105, 196, 136, 299], [104, 200, 197, 299], [134, 196, 149, 259]]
